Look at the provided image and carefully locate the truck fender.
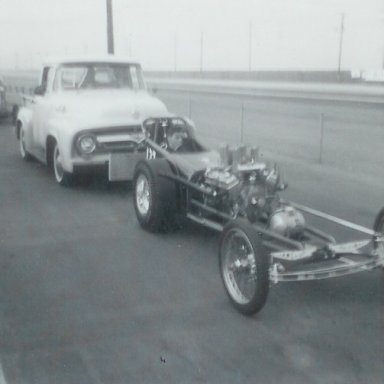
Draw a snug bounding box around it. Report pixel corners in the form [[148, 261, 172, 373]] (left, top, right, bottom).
[[15, 106, 33, 139], [45, 124, 74, 173]]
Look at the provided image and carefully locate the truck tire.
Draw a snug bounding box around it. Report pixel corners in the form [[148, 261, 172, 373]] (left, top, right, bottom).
[[219, 219, 270, 316], [133, 160, 177, 232], [52, 142, 73, 186]]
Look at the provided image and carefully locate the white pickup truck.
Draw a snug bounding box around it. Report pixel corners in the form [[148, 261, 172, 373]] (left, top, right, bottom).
[[16, 56, 168, 185]]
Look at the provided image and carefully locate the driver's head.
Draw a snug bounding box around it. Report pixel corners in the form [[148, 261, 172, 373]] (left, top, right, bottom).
[[167, 125, 187, 151]]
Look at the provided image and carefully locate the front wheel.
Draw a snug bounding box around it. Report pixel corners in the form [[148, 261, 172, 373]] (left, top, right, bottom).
[[53, 143, 73, 186], [219, 219, 270, 316]]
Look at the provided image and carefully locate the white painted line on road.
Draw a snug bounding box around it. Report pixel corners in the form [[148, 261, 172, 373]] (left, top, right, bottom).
[[0, 363, 7, 384]]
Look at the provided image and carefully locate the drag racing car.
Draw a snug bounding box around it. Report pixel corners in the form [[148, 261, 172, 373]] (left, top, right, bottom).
[[132, 116, 384, 315]]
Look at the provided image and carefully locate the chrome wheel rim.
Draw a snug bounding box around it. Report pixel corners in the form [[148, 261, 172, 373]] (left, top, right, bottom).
[[53, 145, 64, 182], [135, 174, 151, 216], [222, 228, 257, 305]]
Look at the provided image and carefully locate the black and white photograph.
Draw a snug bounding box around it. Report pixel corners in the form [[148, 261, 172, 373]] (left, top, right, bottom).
[[0, 0, 383, 383]]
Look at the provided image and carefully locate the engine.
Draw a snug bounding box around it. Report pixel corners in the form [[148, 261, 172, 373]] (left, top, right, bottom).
[[197, 145, 305, 239]]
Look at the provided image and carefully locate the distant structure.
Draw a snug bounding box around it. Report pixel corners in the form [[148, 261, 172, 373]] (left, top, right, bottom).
[[106, 0, 114, 54]]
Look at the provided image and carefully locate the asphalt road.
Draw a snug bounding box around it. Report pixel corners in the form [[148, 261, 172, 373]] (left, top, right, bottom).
[[0, 101, 383, 384]]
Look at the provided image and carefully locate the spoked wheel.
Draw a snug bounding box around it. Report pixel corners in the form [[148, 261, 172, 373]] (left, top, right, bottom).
[[19, 126, 32, 161], [219, 219, 270, 316], [53, 143, 73, 186], [135, 173, 151, 218], [373, 208, 384, 262], [133, 160, 177, 232]]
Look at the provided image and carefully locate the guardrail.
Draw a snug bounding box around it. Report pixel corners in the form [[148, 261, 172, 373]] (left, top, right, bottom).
[[1, 70, 384, 104], [147, 78, 384, 104]]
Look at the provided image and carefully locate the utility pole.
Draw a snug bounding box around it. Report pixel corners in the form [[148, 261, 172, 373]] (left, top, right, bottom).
[[248, 21, 252, 72], [381, 15, 384, 69], [200, 32, 204, 72], [106, 0, 114, 54], [174, 33, 177, 72], [337, 13, 345, 73]]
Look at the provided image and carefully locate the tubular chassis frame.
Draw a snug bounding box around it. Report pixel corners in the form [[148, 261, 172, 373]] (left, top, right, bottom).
[[169, 170, 384, 284]]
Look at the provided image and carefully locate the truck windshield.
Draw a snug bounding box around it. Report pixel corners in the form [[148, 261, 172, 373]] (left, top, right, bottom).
[[55, 63, 146, 91]]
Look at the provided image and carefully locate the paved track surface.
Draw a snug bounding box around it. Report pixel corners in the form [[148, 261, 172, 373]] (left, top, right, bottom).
[[0, 95, 383, 384]]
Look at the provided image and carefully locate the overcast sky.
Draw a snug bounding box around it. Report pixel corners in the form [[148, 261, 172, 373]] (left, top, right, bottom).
[[0, 0, 383, 71]]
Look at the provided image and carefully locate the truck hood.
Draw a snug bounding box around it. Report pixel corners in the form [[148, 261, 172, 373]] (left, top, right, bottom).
[[53, 89, 168, 129]]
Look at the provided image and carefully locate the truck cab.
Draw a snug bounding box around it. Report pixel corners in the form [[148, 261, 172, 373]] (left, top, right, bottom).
[[16, 56, 168, 185]]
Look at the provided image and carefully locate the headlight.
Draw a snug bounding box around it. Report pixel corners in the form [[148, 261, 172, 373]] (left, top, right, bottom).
[[76, 134, 97, 155]]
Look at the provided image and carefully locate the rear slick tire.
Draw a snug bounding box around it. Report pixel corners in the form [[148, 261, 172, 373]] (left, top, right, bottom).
[[133, 160, 177, 232], [219, 219, 270, 316]]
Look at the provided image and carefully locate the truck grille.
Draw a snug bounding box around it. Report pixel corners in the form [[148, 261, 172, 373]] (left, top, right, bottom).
[[74, 125, 145, 155], [95, 125, 144, 153], [98, 140, 141, 152]]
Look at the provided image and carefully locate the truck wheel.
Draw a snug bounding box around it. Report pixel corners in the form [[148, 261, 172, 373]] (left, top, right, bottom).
[[53, 143, 73, 186], [373, 208, 384, 261], [133, 160, 177, 232], [19, 126, 32, 161], [219, 219, 270, 316]]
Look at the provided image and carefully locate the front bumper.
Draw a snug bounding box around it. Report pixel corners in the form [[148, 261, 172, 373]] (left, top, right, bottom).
[[70, 126, 146, 180], [72, 151, 145, 181]]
